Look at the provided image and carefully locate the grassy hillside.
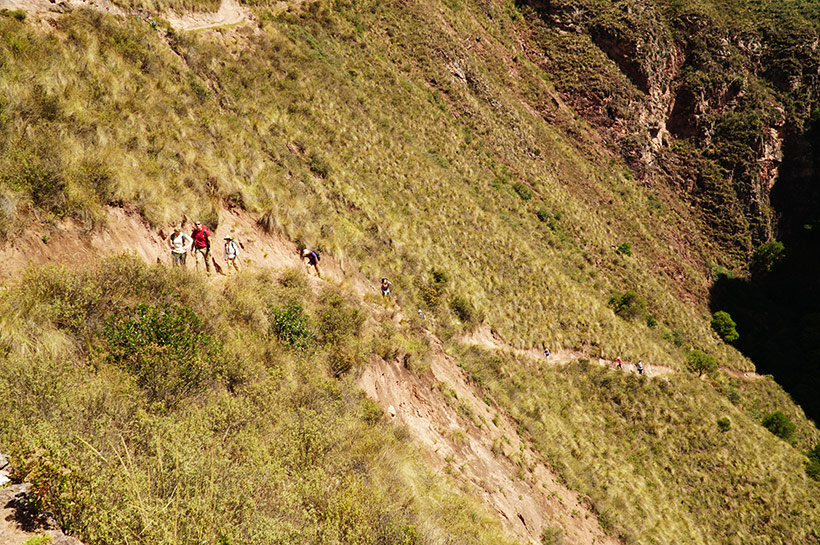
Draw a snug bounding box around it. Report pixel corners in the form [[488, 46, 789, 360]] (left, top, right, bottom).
[[2, 0, 820, 544], [0, 2, 744, 369], [449, 342, 820, 544], [0, 256, 518, 544]]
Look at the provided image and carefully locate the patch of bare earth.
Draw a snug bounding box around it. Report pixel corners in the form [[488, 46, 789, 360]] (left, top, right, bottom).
[[358, 335, 620, 545], [163, 0, 249, 31]]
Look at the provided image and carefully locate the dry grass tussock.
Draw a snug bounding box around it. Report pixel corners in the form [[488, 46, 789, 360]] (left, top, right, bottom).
[[0, 255, 519, 545]]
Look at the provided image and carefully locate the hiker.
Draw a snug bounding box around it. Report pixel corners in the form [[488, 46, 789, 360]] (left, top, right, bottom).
[[302, 248, 321, 277], [637, 361, 644, 375], [191, 221, 212, 273], [168, 227, 192, 267], [616, 356, 622, 370], [380, 278, 392, 297], [544, 348, 551, 360], [224, 235, 239, 275]]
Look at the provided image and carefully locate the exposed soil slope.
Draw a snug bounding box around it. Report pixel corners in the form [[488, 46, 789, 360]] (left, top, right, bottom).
[[359, 341, 619, 545]]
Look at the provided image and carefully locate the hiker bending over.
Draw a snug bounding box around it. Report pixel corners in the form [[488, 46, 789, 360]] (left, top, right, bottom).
[[168, 227, 192, 267], [224, 235, 239, 275], [191, 221, 212, 273], [302, 248, 321, 277], [381, 278, 392, 297]]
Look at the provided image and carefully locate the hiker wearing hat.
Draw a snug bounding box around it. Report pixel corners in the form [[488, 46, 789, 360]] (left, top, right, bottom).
[[224, 235, 239, 275], [168, 226, 192, 267], [191, 221, 212, 273], [302, 248, 321, 277]]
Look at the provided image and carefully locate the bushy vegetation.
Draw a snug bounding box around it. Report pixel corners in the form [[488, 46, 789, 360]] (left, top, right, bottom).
[[0, 257, 517, 545], [711, 311, 739, 342], [762, 410, 796, 441]]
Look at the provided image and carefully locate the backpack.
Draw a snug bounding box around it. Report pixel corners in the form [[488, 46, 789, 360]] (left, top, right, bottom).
[[314, 250, 321, 261]]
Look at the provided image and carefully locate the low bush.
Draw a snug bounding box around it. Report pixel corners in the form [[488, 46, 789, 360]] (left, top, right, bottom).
[[269, 302, 315, 350], [615, 242, 632, 256], [717, 417, 731, 432], [450, 294, 480, 327], [608, 290, 647, 320], [750, 241, 785, 278], [762, 411, 795, 441], [317, 288, 364, 345], [104, 303, 221, 408], [512, 181, 533, 201]]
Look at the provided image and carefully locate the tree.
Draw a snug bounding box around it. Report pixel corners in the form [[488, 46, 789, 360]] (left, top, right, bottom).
[[686, 350, 718, 376], [711, 311, 739, 342]]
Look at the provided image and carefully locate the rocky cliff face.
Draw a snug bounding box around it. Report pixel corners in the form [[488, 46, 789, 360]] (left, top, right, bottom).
[[517, 0, 819, 258]]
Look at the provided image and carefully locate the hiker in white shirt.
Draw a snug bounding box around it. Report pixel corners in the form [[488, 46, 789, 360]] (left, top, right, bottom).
[[168, 227, 192, 267], [224, 235, 239, 274]]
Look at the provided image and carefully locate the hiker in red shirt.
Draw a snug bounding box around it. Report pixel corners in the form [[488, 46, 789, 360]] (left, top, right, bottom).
[[191, 220, 212, 273]]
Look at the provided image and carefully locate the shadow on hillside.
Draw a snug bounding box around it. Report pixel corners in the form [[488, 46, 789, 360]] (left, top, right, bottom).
[[710, 118, 820, 424]]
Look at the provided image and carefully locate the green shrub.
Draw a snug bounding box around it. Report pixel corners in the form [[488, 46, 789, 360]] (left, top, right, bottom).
[[23, 536, 52, 545], [317, 288, 364, 345], [711, 311, 739, 342], [717, 417, 731, 432], [762, 411, 795, 441], [308, 153, 331, 178], [608, 290, 647, 320], [807, 443, 820, 481], [615, 242, 632, 256], [540, 526, 564, 545], [104, 303, 220, 408], [269, 302, 315, 350], [750, 241, 785, 277], [512, 181, 533, 201], [421, 269, 449, 310], [664, 329, 684, 346], [11, 443, 89, 535], [450, 294, 480, 326], [0, 9, 27, 21], [686, 350, 717, 377]]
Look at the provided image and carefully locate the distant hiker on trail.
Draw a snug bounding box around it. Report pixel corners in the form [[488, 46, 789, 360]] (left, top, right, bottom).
[[637, 361, 644, 375], [191, 221, 212, 273], [381, 278, 392, 297], [168, 227, 192, 267], [616, 357, 622, 370], [302, 248, 321, 277], [224, 235, 239, 275], [544, 348, 551, 360]]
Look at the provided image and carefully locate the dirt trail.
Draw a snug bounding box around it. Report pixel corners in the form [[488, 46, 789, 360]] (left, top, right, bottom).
[[163, 0, 249, 31], [0, 0, 251, 31]]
